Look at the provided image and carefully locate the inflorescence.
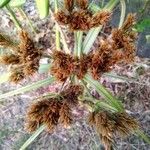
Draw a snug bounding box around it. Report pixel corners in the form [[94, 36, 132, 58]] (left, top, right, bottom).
[[0, 0, 139, 149], [0, 30, 42, 83]]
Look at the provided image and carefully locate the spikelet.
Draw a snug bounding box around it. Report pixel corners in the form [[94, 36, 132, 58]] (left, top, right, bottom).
[[69, 10, 92, 31], [64, 0, 74, 12], [121, 13, 136, 31], [23, 62, 39, 76], [9, 68, 25, 83], [59, 101, 72, 128], [61, 85, 84, 106], [26, 99, 51, 122], [90, 41, 113, 79], [114, 112, 139, 137], [90, 11, 111, 28], [25, 121, 39, 133], [54, 11, 70, 25], [0, 54, 20, 65], [74, 54, 92, 79], [76, 0, 88, 10], [88, 111, 114, 149], [43, 100, 62, 131], [50, 50, 74, 82]]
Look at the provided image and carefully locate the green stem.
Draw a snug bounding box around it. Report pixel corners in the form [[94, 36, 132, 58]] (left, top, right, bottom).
[[83, 74, 124, 112], [55, 0, 60, 49], [119, 0, 126, 28], [77, 31, 83, 58], [17, 7, 37, 34], [5, 5, 22, 30]]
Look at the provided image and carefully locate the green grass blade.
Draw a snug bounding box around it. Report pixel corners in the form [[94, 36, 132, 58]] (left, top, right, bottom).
[[35, 0, 49, 19], [0, 0, 11, 8], [0, 73, 10, 84], [83, 74, 124, 112], [0, 77, 55, 100], [19, 125, 46, 150], [119, 0, 126, 28], [82, 27, 102, 54]]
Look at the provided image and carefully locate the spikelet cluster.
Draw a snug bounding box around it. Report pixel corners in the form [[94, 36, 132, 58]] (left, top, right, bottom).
[[50, 50, 92, 82], [60, 84, 84, 106], [55, 0, 111, 31], [52, 14, 137, 81], [88, 111, 139, 150], [0, 30, 41, 83], [26, 85, 83, 132]]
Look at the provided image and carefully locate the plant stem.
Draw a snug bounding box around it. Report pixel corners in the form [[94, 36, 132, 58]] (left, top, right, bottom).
[[119, 0, 126, 28], [17, 7, 37, 34], [5, 5, 22, 30], [54, 0, 60, 50]]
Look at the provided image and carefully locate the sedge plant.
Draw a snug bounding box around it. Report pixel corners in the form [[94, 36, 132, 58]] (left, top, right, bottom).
[[0, 0, 150, 150]]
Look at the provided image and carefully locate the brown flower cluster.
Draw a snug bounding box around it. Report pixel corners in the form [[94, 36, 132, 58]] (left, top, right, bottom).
[[50, 50, 92, 82], [88, 111, 139, 150], [0, 30, 41, 83], [55, 0, 111, 31], [26, 85, 83, 132], [51, 14, 137, 81]]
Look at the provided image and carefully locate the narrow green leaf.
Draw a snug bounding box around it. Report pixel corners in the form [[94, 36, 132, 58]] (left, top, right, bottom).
[[119, 0, 126, 28], [9, 0, 26, 7], [0, 73, 10, 84], [82, 27, 102, 54], [0, 77, 55, 100], [35, 0, 49, 19], [83, 74, 124, 112], [0, 0, 11, 8], [20, 125, 46, 150]]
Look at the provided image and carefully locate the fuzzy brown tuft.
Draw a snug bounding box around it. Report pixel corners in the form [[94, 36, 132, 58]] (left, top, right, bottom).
[[69, 10, 92, 31], [61, 85, 84, 106], [9, 69, 25, 83], [64, 0, 74, 12], [76, 0, 88, 10], [0, 54, 20, 65], [88, 111, 139, 149], [26, 99, 62, 132], [51, 50, 74, 82], [59, 101, 73, 128], [90, 11, 111, 28], [25, 121, 39, 133], [90, 41, 115, 79], [54, 11, 70, 25], [74, 54, 92, 79], [114, 112, 139, 137], [121, 13, 136, 31]]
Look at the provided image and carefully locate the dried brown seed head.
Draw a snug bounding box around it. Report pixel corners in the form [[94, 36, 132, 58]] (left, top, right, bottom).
[[90, 11, 111, 28], [121, 13, 136, 31], [61, 85, 84, 106], [25, 121, 39, 133], [76, 0, 88, 10], [54, 11, 70, 25], [9, 69, 25, 83], [64, 0, 74, 12], [51, 51, 74, 82], [0, 54, 20, 65], [59, 102, 72, 128], [69, 10, 92, 31], [26, 99, 51, 122], [114, 112, 139, 137]]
